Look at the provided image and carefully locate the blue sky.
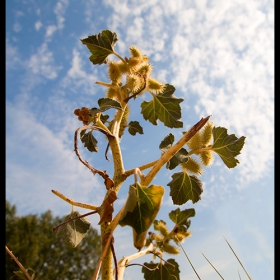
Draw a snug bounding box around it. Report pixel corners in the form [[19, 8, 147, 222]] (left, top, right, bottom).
[[6, 1, 274, 279]]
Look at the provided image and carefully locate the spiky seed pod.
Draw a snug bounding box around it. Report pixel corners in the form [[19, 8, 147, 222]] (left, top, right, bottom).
[[74, 108, 80, 116], [137, 63, 153, 76], [147, 77, 165, 93], [200, 150, 214, 167], [162, 242, 180, 255], [186, 130, 202, 150], [126, 74, 143, 93], [117, 60, 129, 74], [108, 61, 122, 82], [106, 87, 119, 99], [129, 45, 143, 58], [173, 231, 192, 242], [154, 220, 169, 237], [201, 121, 214, 145], [119, 105, 130, 138], [181, 156, 203, 175], [127, 57, 143, 70], [152, 233, 164, 242]]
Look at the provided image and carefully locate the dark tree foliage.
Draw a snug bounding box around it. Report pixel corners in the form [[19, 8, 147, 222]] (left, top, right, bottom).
[[6, 200, 101, 280]]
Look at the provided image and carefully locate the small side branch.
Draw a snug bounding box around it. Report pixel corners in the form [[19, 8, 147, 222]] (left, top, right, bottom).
[[51, 189, 99, 210], [74, 125, 115, 189], [141, 116, 211, 186], [6, 246, 34, 280]]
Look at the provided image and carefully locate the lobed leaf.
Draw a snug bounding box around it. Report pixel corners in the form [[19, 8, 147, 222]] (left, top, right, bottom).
[[169, 208, 195, 233], [128, 121, 144, 135], [140, 84, 184, 128], [119, 183, 164, 250], [212, 127, 246, 168], [80, 130, 98, 152], [167, 172, 203, 205], [159, 134, 189, 170], [56, 211, 91, 247], [80, 30, 118, 64], [142, 259, 180, 280]]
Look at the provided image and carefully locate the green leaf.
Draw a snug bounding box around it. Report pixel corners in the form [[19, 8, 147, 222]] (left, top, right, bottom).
[[80, 30, 118, 64], [80, 130, 98, 152], [169, 208, 195, 233], [159, 133, 189, 170], [56, 211, 91, 247], [167, 172, 203, 205], [90, 98, 123, 115], [11, 269, 36, 280], [212, 126, 246, 168], [119, 183, 165, 250], [140, 84, 184, 128], [128, 121, 144, 135], [142, 259, 180, 280]]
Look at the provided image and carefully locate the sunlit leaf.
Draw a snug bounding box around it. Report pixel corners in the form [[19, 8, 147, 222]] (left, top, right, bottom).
[[167, 172, 203, 205], [119, 183, 164, 250], [141, 84, 184, 128], [212, 127, 246, 168], [56, 211, 90, 247], [128, 121, 144, 135], [80, 130, 98, 152], [81, 30, 118, 64], [142, 259, 180, 280]]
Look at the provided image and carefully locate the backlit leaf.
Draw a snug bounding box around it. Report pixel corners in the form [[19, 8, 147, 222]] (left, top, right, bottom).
[[167, 172, 203, 205], [80, 130, 98, 152], [119, 183, 164, 250], [142, 259, 180, 280], [141, 84, 184, 128], [212, 127, 246, 168], [56, 211, 90, 247], [81, 30, 118, 64]]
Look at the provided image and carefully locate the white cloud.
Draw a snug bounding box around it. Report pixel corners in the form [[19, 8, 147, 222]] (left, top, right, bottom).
[[27, 42, 61, 79], [35, 20, 43, 31], [6, 101, 104, 217]]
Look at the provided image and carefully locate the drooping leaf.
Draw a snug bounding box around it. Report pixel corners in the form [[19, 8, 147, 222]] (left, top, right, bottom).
[[80, 30, 118, 64], [167, 172, 203, 205], [128, 121, 144, 135], [169, 208, 195, 233], [141, 84, 184, 128], [212, 126, 246, 168], [56, 211, 91, 247], [142, 259, 180, 280], [80, 130, 98, 152], [98, 190, 117, 224], [119, 183, 165, 250], [159, 134, 189, 170]]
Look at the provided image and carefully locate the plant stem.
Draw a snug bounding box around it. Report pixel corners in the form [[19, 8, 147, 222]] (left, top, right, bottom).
[[141, 116, 210, 186]]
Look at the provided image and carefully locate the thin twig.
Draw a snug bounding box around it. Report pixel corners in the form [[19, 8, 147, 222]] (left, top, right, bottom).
[[111, 240, 118, 280], [51, 189, 99, 210], [74, 125, 115, 188], [52, 210, 99, 232], [126, 263, 159, 271], [5, 246, 34, 280]]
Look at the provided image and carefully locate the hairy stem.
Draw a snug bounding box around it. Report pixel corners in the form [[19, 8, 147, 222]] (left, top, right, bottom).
[[141, 116, 211, 186]]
